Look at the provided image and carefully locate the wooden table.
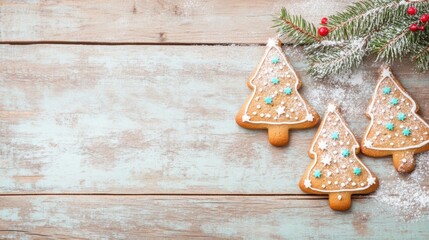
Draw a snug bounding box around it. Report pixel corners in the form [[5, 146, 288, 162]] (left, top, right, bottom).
[[0, 1, 428, 239]]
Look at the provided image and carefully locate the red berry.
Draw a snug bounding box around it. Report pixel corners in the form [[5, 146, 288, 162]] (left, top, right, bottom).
[[410, 23, 419, 32], [321, 17, 328, 25], [318, 26, 329, 36], [421, 14, 429, 23], [419, 26, 425, 31], [407, 6, 417, 15]]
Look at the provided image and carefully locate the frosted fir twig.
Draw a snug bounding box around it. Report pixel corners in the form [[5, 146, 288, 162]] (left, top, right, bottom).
[[273, 0, 429, 78], [307, 37, 369, 78]]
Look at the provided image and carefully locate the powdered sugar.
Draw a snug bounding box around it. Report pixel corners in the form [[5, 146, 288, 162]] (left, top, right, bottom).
[[303, 62, 428, 221], [304, 70, 373, 136], [317, 38, 365, 48], [375, 152, 429, 221], [229, 44, 428, 219], [270, 44, 429, 219], [318, 40, 346, 47]]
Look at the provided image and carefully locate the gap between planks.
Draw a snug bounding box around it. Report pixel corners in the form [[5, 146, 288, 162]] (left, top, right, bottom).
[[0, 193, 377, 200], [0, 41, 268, 46]]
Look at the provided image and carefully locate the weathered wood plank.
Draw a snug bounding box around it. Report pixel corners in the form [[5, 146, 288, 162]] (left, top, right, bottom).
[[0, 196, 428, 239], [0, 0, 349, 44], [0, 44, 428, 194]]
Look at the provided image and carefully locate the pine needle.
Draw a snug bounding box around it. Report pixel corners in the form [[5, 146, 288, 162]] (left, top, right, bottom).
[[273, 7, 320, 45], [273, 0, 429, 78]]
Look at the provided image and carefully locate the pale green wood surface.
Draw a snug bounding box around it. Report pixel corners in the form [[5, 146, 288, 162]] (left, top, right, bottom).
[[0, 0, 428, 239], [0, 196, 428, 239], [1, 44, 428, 194]]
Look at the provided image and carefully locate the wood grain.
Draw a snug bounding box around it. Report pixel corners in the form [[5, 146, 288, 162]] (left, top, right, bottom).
[[2, 1, 428, 238], [0, 44, 428, 194], [0, 196, 427, 239], [0, 0, 350, 44]]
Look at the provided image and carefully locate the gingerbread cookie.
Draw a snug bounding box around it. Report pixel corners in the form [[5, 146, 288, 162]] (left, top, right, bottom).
[[361, 66, 429, 173], [299, 104, 378, 211], [236, 38, 319, 146]]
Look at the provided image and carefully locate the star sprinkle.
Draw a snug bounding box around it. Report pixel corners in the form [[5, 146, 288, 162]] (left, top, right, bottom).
[[265, 97, 273, 104], [304, 179, 312, 188], [271, 77, 279, 85], [275, 106, 285, 117], [321, 156, 331, 166], [318, 140, 328, 151], [306, 114, 314, 122], [398, 112, 406, 121], [363, 140, 373, 148], [402, 128, 411, 136], [327, 104, 337, 113], [266, 38, 278, 47], [367, 176, 376, 186], [284, 87, 292, 95], [353, 167, 362, 176], [390, 98, 399, 106], [313, 170, 322, 178], [341, 148, 350, 157], [382, 86, 391, 94], [271, 56, 280, 64], [242, 114, 251, 122], [331, 131, 339, 140], [381, 68, 392, 79], [386, 122, 394, 131]]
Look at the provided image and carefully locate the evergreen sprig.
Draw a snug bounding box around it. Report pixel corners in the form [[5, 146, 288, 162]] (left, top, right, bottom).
[[410, 33, 429, 70], [273, 7, 320, 45], [273, 0, 429, 78], [328, 0, 404, 40], [412, 44, 429, 70], [306, 37, 369, 77], [370, 23, 415, 62]]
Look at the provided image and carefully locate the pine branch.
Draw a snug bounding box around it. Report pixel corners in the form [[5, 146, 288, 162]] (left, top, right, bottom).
[[410, 29, 429, 70], [412, 45, 429, 70], [327, 0, 404, 40], [273, 0, 429, 78], [370, 21, 417, 63], [306, 37, 369, 78], [273, 7, 320, 45]]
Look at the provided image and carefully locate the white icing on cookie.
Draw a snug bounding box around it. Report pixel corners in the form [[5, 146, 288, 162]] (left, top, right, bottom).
[[363, 140, 373, 148], [318, 141, 328, 151], [306, 113, 315, 122], [305, 106, 377, 193], [275, 106, 285, 117], [321, 155, 331, 166], [363, 66, 429, 151], [242, 114, 251, 122], [367, 176, 376, 186], [242, 38, 315, 125], [327, 104, 337, 113], [304, 179, 312, 188]]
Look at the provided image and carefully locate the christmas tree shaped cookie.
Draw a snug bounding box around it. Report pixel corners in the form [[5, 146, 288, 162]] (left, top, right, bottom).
[[361, 66, 429, 173], [236, 38, 319, 146], [299, 104, 378, 211]]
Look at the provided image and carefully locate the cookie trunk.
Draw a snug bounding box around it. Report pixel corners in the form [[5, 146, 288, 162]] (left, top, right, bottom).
[[328, 193, 352, 211], [393, 151, 415, 173], [268, 126, 289, 147]]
